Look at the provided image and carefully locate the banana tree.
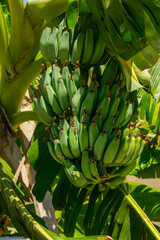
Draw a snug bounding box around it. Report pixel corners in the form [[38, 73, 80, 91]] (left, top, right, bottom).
[[0, 0, 160, 240]]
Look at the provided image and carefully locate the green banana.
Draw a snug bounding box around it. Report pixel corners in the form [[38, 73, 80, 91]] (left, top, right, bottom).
[[107, 95, 120, 118], [92, 83, 98, 114], [68, 77, 77, 106], [138, 139, 146, 157], [51, 65, 61, 94], [64, 159, 88, 188], [59, 128, 75, 160], [89, 159, 101, 181], [72, 84, 86, 118], [34, 97, 52, 126], [59, 29, 70, 65], [54, 138, 66, 163], [69, 27, 78, 53], [39, 69, 52, 88], [47, 27, 59, 63], [93, 111, 103, 130], [62, 66, 71, 90], [57, 21, 64, 42], [88, 120, 99, 149], [103, 133, 121, 165], [80, 85, 97, 122], [81, 28, 94, 64], [90, 35, 106, 65], [121, 136, 136, 165], [81, 151, 97, 183], [112, 135, 131, 165], [72, 67, 85, 89], [96, 96, 111, 124], [107, 128, 121, 145], [70, 113, 80, 131], [57, 77, 70, 111], [40, 27, 51, 61], [69, 123, 81, 158], [125, 136, 142, 166], [50, 121, 60, 138], [98, 83, 110, 104], [80, 107, 90, 127], [102, 116, 114, 136], [110, 83, 120, 100], [37, 95, 54, 124], [113, 99, 129, 128], [100, 58, 119, 87], [59, 118, 70, 132], [92, 65, 102, 84], [71, 31, 85, 64], [121, 101, 134, 126], [49, 132, 56, 144], [79, 122, 88, 152], [122, 126, 132, 139], [109, 162, 136, 178], [132, 127, 140, 137], [94, 130, 108, 161], [47, 141, 64, 165], [39, 71, 63, 115]]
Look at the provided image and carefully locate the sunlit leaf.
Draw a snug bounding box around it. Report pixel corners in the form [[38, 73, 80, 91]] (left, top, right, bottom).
[[66, 0, 79, 29]]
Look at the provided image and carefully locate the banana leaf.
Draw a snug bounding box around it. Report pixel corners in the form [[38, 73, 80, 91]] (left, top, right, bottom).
[[0, 0, 10, 34], [66, 0, 79, 29], [26, 0, 68, 27], [27, 123, 62, 202], [54, 182, 160, 239]]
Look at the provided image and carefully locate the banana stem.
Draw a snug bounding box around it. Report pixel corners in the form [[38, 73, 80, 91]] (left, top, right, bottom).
[[9, 111, 40, 129], [0, 59, 42, 115], [119, 184, 160, 240]]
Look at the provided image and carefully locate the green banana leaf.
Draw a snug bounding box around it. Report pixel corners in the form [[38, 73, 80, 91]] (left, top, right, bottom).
[[66, 0, 79, 29], [26, 0, 68, 27], [27, 123, 62, 202], [150, 57, 160, 94], [52, 182, 160, 239], [0, 0, 10, 33]]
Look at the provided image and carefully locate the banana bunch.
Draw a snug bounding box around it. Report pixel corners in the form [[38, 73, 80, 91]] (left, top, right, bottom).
[[34, 64, 87, 126], [86, 0, 160, 65], [40, 20, 110, 67], [45, 58, 146, 191]]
